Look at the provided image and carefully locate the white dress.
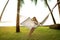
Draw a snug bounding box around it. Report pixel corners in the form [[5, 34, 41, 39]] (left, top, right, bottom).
[[20, 16, 38, 29]]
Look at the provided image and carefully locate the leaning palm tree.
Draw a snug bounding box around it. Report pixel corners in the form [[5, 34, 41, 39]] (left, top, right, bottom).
[[31, 0, 56, 24], [44, 0, 56, 24], [16, 0, 24, 32], [0, 0, 9, 21], [57, 0, 60, 16]]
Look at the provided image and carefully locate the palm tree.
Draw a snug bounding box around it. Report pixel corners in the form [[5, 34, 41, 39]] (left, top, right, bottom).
[[31, 0, 56, 24], [0, 0, 9, 21], [0, 0, 24, 32], [44, 0, 56, 24], [16, 0, 20, 32], [57, 0, 60, 16], [16, 0, 24, 32]]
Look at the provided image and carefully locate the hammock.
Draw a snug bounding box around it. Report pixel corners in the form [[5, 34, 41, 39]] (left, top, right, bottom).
[[20, 13, 49, 29]]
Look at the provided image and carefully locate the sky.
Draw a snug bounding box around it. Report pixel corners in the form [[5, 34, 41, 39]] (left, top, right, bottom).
[[0, 0, 60, 26]]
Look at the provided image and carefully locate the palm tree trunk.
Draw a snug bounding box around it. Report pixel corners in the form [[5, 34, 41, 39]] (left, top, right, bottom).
[[0, 0, 9, 21], [57, 0, 60, 16], [45, 0, 56, 24], [16, 0, 20, 32]]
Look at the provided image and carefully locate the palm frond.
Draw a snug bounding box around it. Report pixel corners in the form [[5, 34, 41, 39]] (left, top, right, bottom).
[[43, 0, 51, 7], [44, 0, 48, 7], [31, 0, 37, 5], [34, 0, 37, 5], [20, 0, 24, 7], [31, 0, 34, 2]]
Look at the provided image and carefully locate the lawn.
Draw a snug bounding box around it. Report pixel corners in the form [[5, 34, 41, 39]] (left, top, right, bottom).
[[0, 26, 60, 40]]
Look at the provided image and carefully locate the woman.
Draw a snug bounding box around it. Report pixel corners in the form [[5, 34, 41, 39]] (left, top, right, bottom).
[[20, 16, 40, 36]]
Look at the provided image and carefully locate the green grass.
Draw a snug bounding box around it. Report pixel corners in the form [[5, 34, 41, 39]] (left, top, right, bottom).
[[0, 26, 60, 40]]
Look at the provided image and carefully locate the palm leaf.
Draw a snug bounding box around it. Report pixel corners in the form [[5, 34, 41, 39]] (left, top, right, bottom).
[[20, 0, 24, 7], [43, 0, 51, 7], [31, 0, 37, 5]]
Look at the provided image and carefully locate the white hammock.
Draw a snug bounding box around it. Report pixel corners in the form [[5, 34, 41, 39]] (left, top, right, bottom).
[[20, 16, 38, 29], [20, 14, 49, 29]]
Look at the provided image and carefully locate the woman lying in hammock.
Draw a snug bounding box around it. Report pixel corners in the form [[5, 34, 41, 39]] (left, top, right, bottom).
[[20, 14, 49, 36], [28, 17, 40, 36], [20, 16, 40, 36]]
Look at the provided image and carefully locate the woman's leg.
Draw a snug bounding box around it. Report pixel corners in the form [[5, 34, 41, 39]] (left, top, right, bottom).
[[29, 27, 35, 36]]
